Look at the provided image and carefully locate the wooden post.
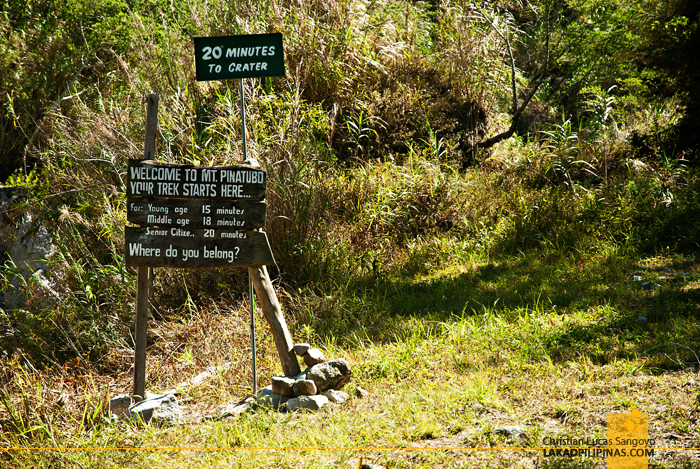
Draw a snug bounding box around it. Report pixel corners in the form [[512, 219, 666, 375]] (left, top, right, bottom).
[[133, 94, 159, 400], [133, 266, 149, 400], [249, 275, 257, 396], [248, 265, 301, 377]]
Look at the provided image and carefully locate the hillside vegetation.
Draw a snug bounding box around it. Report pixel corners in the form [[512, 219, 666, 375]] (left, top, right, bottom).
[[1, 0, 700, 468]]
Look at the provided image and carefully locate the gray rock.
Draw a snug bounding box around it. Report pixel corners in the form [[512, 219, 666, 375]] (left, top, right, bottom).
[[0, 202, 58, 309], [127, 393, 180, 425], [469, 401, 485, 412], [321, 389, 349, 404], [215, 397, 254, 420], [306, 358, 352, 392], [292, 379, 317, 396], [633, 275, 643, 282], [257, 385, 289, 410], [303, 348, 326, 367], [641, 282, 661, 290], [489, 425, 526, 439], [349, 461, 385, 469], [271, 376, 296, 396], [636, 316, 648, 325], [355, 387, 369, 398], [109, 395, 133, 418], [286, 395, 329, 412], [293, 343, 310, 356]]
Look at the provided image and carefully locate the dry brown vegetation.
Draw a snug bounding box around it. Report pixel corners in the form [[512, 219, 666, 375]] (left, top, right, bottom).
[[1, 0, 700, 467]]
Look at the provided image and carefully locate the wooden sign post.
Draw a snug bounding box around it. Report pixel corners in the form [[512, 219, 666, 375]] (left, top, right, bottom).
[[128, 33, 299, 399], [133, 94, 159, 401]]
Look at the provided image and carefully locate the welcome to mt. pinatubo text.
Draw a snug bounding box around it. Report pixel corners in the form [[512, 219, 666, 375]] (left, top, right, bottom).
[[128, 165, 265, 198]]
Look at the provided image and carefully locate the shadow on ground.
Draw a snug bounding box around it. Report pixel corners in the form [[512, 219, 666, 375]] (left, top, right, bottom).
[[317, 253, 700, 371]]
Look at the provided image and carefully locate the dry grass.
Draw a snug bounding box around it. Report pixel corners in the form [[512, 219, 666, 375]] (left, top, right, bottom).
[[2, 252, 700, 468]]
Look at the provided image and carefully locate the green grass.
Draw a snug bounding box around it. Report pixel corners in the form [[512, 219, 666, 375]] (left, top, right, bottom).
[[2, 1, 700, 467], [2, 250, 699, 468]]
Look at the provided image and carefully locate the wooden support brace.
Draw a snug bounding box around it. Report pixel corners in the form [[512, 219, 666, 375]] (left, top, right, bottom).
[[248, 265, 301, 377]]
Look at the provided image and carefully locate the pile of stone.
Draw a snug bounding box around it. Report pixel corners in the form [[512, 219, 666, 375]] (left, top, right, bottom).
[[257, 343, 352, 412]]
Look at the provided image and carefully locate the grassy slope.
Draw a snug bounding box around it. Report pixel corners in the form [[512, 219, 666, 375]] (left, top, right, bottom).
[[1, 251, 699, 468], [1, 0, 700, 468]]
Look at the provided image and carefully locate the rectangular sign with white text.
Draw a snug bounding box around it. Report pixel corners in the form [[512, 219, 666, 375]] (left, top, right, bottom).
[[125, 227, 274, 267], [194, 33, 285, 81], [125, 160, 275, 268], [126, 160, 266, 200]]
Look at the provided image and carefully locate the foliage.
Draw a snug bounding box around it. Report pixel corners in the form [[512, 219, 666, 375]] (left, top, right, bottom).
[[635, 0, 700, 157], [0, 2, 700, 467]]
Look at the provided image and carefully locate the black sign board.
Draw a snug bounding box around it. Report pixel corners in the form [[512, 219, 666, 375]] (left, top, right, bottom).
[[125, 227, 274, 268], [194, 33, 285, 81], [127, 198, 266, 230], [127, 160, 266, 200], [126, 160, 274, 268]]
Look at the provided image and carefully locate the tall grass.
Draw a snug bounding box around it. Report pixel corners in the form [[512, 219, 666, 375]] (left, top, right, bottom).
[[1, 6, 700, 467]]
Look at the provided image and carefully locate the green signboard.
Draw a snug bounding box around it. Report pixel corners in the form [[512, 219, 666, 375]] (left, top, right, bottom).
[[194, 33, 285, 81]]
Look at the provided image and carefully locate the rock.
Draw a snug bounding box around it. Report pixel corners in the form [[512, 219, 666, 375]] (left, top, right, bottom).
[[303, 348, 326, 367], [292, 379, 317, 396], [215, 397, 254, 420], [257, 385, 289, 410], [109, 395, 134, 418], [286, 395, 329, 412], [355, 387, 369, 398], [633, 275, 643, 282], [489, 425, 526, 439], [321, 389, 349, 404], [349, 461, 385, 469], [306, 358, 352, 392], [293, 343, 310, 356], [127, 393, 180, 425], [469, 401, 485, 412], [0, 193, 58, 309], [271, 376, 296, 396], [641, 282, 661, 290], [636, 316, 648, 325]]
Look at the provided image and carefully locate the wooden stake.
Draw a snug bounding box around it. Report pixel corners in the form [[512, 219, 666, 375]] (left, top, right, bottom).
[[133, 94, 159, 400], [248, 266, 301, 377]]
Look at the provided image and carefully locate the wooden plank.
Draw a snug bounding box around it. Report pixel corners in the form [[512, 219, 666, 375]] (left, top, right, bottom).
[[126, 160, 266, 200], [127, 198, 266, 230], [125, 227, 274, 268], [249, 265, 301, 377]]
